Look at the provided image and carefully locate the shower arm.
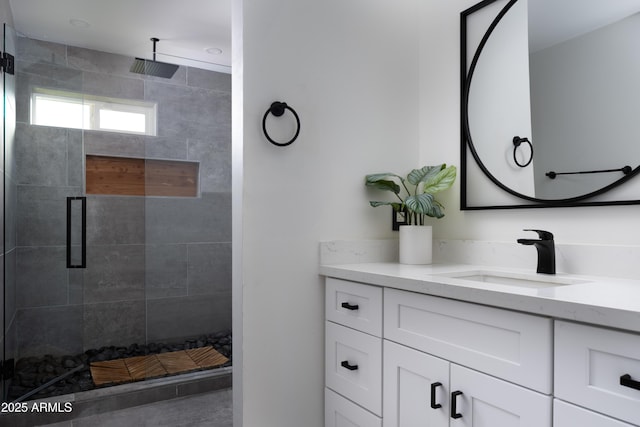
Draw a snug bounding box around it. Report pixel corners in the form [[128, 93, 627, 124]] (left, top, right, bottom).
[[151, 37, 159, 61]]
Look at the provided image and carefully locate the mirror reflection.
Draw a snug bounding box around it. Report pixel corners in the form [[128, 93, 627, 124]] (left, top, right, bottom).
[[464, 0, 640, 206]]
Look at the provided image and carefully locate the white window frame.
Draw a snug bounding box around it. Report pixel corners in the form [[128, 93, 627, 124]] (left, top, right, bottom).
[[31, 88, 157, 136]]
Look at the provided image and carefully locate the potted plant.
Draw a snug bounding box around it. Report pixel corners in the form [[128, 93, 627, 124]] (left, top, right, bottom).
[[365, 164, 456, 264]]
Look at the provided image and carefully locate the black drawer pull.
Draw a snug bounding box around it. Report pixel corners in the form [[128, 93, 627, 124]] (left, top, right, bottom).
[[340, 360, 359, 371], [620, 374, 640, 391], [451, 390, 463, 419], [341, 302, 359, 311], [430, 382, 442, 409]]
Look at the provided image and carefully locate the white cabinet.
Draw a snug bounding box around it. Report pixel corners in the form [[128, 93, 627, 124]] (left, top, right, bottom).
[[449, 364, 551, 426], [384, 288, 553, 394], [325, 278, 383, 425], [325, 388, 382, 427], [383, 340, 449, 427], [383, 340, 551, 427], [326, 278, 383, 337], [554, 400, 635, 427], [324, 276, 639, 427], [325, 321, 382, 415], [555, 321, 640, 426]]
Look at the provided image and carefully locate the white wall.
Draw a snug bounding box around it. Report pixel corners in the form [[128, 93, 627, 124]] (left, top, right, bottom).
[[235, 1, 640, 425], [234, 0, 420, 425], [0, 0, 12, 25], [421, 0, 640, 246], [466, 0, 535, 204], [530, 12, 640, 199]]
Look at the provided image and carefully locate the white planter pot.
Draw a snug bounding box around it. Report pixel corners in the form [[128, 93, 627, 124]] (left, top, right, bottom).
[[399, 225, 433, 265]]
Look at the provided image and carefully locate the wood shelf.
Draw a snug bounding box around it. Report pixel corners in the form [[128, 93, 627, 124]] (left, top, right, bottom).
[[86, 155, 198, 197]]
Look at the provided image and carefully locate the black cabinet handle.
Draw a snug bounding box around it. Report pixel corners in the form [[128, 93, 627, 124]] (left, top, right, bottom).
[[340, 360, 358, 371], [430, 382, 442, 409], [451, 390, 463, 419], [620, 374, 640, 391], [341, 302, 359, 311]]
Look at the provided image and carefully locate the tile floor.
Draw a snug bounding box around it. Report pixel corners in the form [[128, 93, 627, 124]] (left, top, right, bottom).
[[1, 369, 232, 427], [38, 388, 232, 427]]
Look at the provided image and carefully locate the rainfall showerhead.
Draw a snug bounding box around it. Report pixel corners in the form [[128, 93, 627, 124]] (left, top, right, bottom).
[[130, 37, 179, 79], [130, 58, 178, 78]]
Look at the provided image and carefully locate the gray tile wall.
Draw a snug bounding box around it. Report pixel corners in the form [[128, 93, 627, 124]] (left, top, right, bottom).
[[12, 36, 231, 358]]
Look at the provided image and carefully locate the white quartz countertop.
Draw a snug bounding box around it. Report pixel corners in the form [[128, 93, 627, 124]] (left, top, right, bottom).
[[319, 262, 640, 334]]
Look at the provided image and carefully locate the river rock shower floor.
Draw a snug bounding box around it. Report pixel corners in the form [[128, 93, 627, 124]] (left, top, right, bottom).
[[7, 330, 232, 401]]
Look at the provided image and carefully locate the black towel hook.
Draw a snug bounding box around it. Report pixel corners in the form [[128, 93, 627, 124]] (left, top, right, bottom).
[[513, 136, 533, 168], [262, 101, 301, 147]]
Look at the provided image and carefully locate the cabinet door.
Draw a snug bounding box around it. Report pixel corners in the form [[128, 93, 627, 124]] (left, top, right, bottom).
[[554, 400, 635, 427], [383, 341, 449, 427], [449, 365, 551, 427]]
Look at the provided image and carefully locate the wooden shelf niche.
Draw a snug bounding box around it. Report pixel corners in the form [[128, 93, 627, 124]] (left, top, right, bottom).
[[86, 155, 199, 197]]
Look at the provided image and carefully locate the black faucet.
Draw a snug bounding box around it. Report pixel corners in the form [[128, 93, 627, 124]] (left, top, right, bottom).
[[517, 229, 555, 274]]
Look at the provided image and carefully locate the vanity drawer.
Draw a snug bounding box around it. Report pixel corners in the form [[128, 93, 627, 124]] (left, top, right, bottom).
[[555, 321, 640, 426], [384, 288, 553, 393], [325, 321, 382, 416], [326, 278, 382, 337], [554, 400, 635, 427], [325, 388, 381, 427]]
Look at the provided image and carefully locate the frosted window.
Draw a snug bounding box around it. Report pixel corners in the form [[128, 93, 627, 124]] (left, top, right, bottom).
[[31, 97, 91, 129], [31, 89, 157, 136], [99, 109, 147, 134]]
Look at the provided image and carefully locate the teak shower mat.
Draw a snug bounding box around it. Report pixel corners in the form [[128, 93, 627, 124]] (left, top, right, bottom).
[[90, 346, 229, 386]]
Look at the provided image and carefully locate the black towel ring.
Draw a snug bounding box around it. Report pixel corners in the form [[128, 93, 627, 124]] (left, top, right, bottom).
[[262, 101, 301, 147], [512, 136, 533, 168]]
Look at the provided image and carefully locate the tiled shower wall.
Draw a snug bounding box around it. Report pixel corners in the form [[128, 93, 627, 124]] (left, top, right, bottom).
[[10, 36, 231, 358]]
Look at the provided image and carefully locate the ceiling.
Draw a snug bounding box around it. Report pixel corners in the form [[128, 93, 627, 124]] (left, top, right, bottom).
[[14, 0, 638, 75], [9, 0, 232, 73]]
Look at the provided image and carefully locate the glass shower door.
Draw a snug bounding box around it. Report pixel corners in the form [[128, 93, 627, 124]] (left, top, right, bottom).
[[2, 24, 90, 402], [1, 22, 10, 402], [2, 29, 231, 402], [2, 22, 17, 402]]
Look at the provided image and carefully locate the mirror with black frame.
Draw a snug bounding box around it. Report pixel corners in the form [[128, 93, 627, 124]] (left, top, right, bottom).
[[461, 0, 640, 209]]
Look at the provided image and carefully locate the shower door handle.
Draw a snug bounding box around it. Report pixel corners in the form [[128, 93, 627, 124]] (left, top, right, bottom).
[[66, 197, 86, 268]]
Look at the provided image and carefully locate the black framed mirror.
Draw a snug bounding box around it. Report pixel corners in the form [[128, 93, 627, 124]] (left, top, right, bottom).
[[461, 0, 640, 209]]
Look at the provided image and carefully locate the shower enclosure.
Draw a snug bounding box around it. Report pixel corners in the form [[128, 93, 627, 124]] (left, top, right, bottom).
[[1, 25, 232, 402]]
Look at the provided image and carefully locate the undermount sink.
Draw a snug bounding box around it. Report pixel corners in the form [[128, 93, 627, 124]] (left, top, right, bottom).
[[438, 270, 591, 289]]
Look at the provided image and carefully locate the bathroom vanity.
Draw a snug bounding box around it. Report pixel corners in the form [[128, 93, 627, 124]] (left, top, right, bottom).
[[321, 263, 640, 427]]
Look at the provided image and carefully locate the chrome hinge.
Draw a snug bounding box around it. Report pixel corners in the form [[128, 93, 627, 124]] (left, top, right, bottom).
[[2, 51, 14, 75]]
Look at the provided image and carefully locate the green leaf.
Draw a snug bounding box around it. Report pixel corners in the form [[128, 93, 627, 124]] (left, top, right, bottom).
[[405, 194, 446, 218], [405, 193, 435, 215], [422, 165, 457, 195], [407, 165, 444, 186], [365, 173, 403, 194], [366, 165, 455, 218], [426, 203, 444, 218], [369, 201, 403, 211]]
